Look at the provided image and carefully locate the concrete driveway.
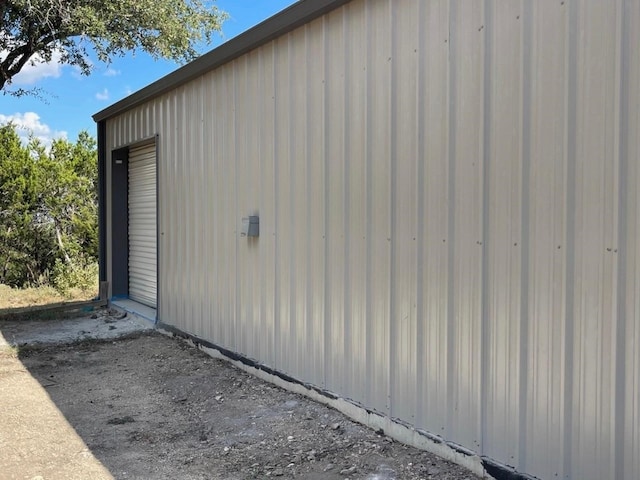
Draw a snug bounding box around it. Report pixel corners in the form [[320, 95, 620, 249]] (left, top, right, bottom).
[[0, 309, 150, 480]]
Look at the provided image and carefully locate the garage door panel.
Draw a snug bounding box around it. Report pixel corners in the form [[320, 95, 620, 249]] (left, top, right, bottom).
[[130, 252, 156, 262], [128, 142, 157, 308]]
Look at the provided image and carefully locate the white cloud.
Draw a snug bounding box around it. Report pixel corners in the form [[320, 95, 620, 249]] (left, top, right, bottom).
[[95, 88, 109, 101], [104, 68, 121, 77], [9, 50, 64, 86], [0, 112, 67, 147]]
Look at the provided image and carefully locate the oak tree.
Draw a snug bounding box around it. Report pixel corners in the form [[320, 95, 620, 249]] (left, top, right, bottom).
[[0, 0, 227, 93]]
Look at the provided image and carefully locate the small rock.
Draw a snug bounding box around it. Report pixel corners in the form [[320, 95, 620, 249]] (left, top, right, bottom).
[[331, 422, 342, 430], [215, 395, 223, 402], [324, 464, 335, 472], [91, 313, 98, 319], [287, 435, 294, 441], [427, 466, 441, 476], [108, 325, 117, 330], [340, 466, 356, 475], [272, 468, 284, 476], [107, 416, 135, 425]]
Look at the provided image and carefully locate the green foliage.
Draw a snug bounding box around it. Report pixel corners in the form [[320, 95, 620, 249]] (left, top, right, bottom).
[[51, 255, 99, 297], [0, 123, 98, 293], [0, 0, 227, 93]]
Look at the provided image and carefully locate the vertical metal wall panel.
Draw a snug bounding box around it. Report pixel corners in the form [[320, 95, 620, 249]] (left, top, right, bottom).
[[258, 44, 277, 367], [273, 35, 292, 374], [191, 80, 205, 336], [225, 64, 239, 351], [195, 78, 208, 338], [241, 53, 260, 361], [483, 0, 524, 466], [331, 0, 356, 391], [101, 1, 640, 478], [389, 0, 419, 424], [524, 2, 569, 478], [570, 2, 620, 479], [305, 19, 328, 387], [417, 0, 450, 434], [199, 75, 212, 343], [342, 3, 368, 400], [208, 72, 223, 345], [324, 7, 347, 395], [365, 0, 392, 415], [235, 56, 250, 357], [623, 3, 640, 478], [162, 92, 177, 327], [448, 0, 485, 450], [289, 26, 310, 382], [173, 86, 188, 332]]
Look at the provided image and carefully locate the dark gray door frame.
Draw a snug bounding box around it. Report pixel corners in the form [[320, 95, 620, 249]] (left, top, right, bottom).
[[111, 146, 129, 297]]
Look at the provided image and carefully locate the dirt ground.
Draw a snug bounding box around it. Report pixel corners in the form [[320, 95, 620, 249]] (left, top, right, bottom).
[[1, 311, 481, 480]]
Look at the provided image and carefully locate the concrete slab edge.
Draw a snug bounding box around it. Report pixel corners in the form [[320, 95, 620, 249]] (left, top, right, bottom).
[[109, 300, 157, 324], [156, 324, 503, 480]]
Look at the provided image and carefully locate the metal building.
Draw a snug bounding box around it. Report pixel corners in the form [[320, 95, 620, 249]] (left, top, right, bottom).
[[93, 1, 640, 478]]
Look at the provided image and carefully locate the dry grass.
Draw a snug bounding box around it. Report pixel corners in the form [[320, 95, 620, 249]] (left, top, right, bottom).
[[0, 344, 19, 359], [0, 284, 97, 310]]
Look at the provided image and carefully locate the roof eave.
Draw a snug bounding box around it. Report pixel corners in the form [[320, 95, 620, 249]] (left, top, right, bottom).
[[92, 0, 350, 122]]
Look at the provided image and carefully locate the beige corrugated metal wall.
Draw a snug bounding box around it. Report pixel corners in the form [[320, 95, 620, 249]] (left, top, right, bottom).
[[104, 1, 640, 478]]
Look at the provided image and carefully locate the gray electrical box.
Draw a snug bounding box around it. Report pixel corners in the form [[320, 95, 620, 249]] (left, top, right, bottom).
[[241, 216, 259, 237]]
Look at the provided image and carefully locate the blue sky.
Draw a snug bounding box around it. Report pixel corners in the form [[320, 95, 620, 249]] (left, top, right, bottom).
[[0, 0, 296, 146]]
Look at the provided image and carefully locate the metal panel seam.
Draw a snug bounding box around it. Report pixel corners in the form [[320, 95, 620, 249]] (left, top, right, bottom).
[[614, 0, 630, 476], [388, 0, 398, 419], [563, 1, 579, 476], [364, 0, 374, 406], [414, 0, 426, 429], [480, 0, 492, 455], [518, 0, 533, 470], [446, 0, 457, 439]]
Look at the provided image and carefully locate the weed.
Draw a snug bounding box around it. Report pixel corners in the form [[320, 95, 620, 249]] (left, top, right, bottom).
[[0, 344, 19, 358]]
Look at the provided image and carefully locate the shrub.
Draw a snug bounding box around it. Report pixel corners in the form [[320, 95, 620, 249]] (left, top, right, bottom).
[[51, 257, 98, 299]]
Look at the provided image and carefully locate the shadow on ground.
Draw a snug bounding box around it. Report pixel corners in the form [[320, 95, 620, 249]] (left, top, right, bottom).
[[1, 311, 479, 480]]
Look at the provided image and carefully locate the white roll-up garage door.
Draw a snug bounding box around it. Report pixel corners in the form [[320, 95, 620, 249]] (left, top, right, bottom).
[[128, 143, 157, 307]]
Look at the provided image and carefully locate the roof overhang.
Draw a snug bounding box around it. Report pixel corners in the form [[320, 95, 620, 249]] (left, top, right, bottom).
[[93, 0, 351, 122]]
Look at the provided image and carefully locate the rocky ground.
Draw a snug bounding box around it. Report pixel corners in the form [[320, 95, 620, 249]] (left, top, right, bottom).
[[1, 311, 481, 480]]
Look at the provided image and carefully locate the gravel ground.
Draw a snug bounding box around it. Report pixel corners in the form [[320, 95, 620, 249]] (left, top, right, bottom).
[[3, 312, 482, 480]]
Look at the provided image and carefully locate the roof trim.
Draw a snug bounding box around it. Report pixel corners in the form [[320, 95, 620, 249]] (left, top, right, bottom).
[[93, 0, 350, 122]]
